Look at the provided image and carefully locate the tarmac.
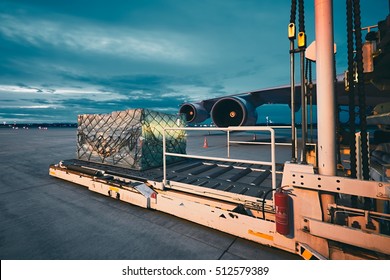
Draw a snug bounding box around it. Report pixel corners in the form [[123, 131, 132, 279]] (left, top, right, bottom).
[[0, 127, 300, 260]]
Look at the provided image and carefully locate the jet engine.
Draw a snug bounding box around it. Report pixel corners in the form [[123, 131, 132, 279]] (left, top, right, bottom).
[[179, 102, 210, 123], [210, 96, 258, 127]]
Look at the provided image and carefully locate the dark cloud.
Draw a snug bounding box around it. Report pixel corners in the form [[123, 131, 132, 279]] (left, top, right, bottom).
[[0, 0, 388, 123]]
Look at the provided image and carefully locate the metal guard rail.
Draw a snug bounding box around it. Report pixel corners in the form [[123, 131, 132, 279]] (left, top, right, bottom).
[[162, 126, 277, 190]]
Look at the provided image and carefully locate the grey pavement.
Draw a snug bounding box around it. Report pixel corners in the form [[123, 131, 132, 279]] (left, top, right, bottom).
[[0, 128, 300, 260]]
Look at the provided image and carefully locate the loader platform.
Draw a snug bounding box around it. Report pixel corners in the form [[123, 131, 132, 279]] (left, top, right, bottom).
[[58, 157, 284, 204], [49, 125, 390, 260]]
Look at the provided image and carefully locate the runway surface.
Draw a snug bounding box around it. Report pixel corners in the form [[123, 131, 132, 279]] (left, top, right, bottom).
[[0, 128, 300, 260]]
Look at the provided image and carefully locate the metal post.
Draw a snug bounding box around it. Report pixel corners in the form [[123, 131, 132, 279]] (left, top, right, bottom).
[[227, 130, 230, 158], [310, 89, 313, 143], [315, 0, 337, 175], [315, 0, 336, 221], [290, 40, 297, 163], [300, 50, 307, 164], [356, 132, 362, 180], [163, 128, 167, 187], [271, 128, 276, 191], [295, 127, 298, 158]]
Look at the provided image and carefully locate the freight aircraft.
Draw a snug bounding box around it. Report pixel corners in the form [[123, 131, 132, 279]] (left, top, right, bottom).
[[179, 15, 390, 128]]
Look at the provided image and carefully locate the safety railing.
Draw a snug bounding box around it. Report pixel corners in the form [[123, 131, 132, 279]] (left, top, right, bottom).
[[162, 126, 277, 190], [226, 126, 317, 166], [227, 126, 296, 158]]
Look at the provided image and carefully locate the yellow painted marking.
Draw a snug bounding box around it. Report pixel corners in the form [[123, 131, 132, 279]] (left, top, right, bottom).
[[302, 249, 313, 260], [49, 171, 56, 176], [109, 187, 119, 192], [248, 229, 274, 241]]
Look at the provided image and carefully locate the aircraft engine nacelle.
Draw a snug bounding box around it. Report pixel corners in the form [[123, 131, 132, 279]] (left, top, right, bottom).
[[211, 96, 258, 127], [179, 102, 210, 124]]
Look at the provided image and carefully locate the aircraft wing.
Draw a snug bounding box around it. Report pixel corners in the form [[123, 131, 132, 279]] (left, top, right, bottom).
[[179, 73, 390, 127]]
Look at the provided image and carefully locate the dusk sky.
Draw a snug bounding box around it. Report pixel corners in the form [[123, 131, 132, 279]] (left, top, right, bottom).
[[0, 0, 389, 123]]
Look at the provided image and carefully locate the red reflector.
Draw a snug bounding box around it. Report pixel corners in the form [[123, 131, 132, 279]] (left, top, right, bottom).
[[151, 192, 157, 199]]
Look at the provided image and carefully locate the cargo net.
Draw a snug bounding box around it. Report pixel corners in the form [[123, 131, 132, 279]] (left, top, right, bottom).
[[77, 109, 186, 170]]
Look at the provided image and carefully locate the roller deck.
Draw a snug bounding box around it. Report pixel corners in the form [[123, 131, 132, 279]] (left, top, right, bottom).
[[60, 158, 283, 202]]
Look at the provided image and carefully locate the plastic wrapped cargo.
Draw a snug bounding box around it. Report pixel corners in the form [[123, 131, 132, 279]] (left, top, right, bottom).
[[77, 109, 186, 170]]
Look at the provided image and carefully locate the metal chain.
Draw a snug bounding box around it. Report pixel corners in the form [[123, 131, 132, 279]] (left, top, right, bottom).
[[353, 0, 370, 180], [333, 53, 342, 167], [346, 0, 357, 178], [290, 0, 297, 24], [298, 0, 305, 33]]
